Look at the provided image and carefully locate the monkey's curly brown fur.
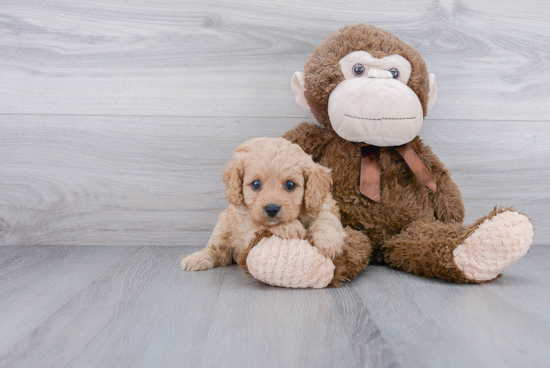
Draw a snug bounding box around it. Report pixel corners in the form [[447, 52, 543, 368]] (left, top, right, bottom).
[[329, 227, 372, 287], [282, 24, 523, 285]]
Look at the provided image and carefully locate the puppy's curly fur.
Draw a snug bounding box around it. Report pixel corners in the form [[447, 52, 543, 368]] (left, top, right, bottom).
[[181, 137, 346, 272]]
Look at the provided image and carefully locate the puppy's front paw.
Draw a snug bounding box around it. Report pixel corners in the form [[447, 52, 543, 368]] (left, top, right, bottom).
[[290, 222, 307, 239], [181, 252, 214, 271], [309, 229, 345, 259], [270, 220, 306, 239]]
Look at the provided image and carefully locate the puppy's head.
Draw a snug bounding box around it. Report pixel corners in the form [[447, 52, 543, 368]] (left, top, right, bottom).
[[222, 137, 331, 227]]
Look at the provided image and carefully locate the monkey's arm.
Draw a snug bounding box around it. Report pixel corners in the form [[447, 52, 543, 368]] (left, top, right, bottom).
[[283, 122, 331, 162], [413, 138, 465, 224]]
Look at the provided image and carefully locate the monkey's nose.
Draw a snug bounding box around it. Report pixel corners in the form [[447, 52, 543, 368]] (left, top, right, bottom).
[[367, 69, 393, 78], [264, 204, 281, 218]]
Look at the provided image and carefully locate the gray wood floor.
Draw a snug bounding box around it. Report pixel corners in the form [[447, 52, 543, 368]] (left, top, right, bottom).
[[1, 245, 549, 368]]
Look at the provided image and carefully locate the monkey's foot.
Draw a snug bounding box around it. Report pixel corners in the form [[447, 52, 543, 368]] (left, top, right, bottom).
[[246, 236, 335, 288], [453, 211, 533, 281]]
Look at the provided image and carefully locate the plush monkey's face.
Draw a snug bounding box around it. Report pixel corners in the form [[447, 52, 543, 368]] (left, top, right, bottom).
[[327, 51, 435, 146], [291, 25, 438, 147]]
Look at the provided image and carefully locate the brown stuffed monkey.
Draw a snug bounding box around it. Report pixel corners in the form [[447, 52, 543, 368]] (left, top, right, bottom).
[[245, 24, 533, 287]]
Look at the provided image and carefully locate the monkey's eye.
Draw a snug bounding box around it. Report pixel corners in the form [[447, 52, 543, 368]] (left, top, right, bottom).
[[389, 68, 399, 79], [352, 63, 365, 77], [284, 180, 296, 191], [251, 180, 262, 191]]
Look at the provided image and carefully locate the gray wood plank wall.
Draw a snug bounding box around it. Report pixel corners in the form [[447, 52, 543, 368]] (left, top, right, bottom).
[[0, 0, 549, 246]]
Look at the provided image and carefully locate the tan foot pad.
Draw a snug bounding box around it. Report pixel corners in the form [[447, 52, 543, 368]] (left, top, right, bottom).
[[453, 211, 534, 281], [246, 236, 335, 288]]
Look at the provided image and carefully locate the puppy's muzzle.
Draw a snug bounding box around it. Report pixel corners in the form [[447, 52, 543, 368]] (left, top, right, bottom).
[[264, 204, 281, 218]]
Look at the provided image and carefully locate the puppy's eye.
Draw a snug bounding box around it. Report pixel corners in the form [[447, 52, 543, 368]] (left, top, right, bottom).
[[284, 180, 296, 191], [389, 68, 399, 79], [251, 180, 261, 191], [352, 63, 365, 77]]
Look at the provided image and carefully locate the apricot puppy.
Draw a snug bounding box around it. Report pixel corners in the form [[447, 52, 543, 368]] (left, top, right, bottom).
[[181, 137, 346, 272]]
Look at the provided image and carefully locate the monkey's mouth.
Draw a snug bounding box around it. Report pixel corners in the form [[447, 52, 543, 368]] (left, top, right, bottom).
[[344, 114, 417, 121]]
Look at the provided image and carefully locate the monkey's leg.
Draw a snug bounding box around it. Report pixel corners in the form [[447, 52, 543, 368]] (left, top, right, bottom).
[[383, 207, 533, 283], [329, 227, 373, 287]]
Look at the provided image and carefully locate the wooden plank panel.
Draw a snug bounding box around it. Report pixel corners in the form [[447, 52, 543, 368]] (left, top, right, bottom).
[[0, 246, 399, 368], [352, 246, 550, 368], [0, 246, 135, 356], [0, 115, 547, 246], [0, 0, 549, 120], [191, 261, 399, 368], [481, 246, 550, 327], [1, 246, 549, 367]]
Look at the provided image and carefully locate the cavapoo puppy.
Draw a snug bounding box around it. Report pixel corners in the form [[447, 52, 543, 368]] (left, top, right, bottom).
[[181, 137, 346, 272]]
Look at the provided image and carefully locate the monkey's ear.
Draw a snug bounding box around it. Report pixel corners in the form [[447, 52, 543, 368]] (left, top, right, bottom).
[[222, 160, 244, 206], [291, 72, 310, 110], [427, 73, 438, 110]]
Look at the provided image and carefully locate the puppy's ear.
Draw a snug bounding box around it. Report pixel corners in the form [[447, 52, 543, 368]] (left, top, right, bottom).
[[304, 163, 332, 213], [222, 159, 244, 206]]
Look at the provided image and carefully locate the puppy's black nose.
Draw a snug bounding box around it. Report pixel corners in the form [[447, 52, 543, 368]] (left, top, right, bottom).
[[264, 204, 281, 218]]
